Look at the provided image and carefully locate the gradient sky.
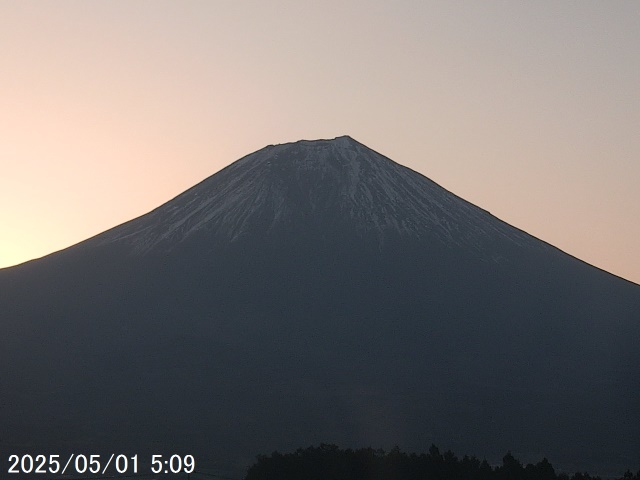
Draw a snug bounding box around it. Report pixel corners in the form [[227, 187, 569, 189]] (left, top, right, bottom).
[[1, 1, 639, 284]]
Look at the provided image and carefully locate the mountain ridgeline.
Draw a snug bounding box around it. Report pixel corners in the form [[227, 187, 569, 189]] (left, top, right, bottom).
[[1, 136, 638, 476]]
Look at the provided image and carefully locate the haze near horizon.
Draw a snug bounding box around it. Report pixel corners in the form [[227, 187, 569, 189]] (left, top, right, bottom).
[[1, 1, 639, 283]]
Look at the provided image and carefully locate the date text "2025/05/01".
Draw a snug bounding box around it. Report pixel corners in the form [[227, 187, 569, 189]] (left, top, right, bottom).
[[8, 454, 195, 475]]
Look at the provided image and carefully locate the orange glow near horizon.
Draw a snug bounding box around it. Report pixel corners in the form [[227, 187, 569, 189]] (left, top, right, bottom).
[[1, 1, 639, 284]]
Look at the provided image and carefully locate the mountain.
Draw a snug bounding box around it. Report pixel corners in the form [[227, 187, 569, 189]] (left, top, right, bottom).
[[1, 136, 639, 476]]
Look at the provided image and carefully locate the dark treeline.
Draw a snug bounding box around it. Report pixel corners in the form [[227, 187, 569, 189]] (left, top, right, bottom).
[[244, 444, 640, 480]]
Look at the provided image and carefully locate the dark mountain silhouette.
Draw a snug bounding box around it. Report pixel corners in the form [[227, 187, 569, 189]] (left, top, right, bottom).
[[1, 136, 638, 476]]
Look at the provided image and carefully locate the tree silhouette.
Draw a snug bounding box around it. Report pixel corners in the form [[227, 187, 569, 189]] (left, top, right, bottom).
[[244, 444, 639, 480]]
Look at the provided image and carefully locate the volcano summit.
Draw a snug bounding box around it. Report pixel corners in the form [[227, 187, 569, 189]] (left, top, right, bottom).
[[1, 136, 639, 476], [95, 136, 539, 256]]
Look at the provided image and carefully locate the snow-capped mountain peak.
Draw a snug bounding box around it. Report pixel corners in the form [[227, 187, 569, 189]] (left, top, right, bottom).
[[96, 136, 545, 257]]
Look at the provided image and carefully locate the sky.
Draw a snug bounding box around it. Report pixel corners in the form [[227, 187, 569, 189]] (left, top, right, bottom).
[[1, 1, 639, 284]]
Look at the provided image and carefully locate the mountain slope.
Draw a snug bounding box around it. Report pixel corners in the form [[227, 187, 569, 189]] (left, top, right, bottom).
[[1, 136, 638, 477]]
